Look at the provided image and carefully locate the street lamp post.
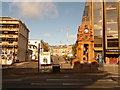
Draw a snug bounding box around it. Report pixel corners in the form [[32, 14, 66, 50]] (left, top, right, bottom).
[[118, 0, 120, 86], [102, 0, 107, 64], [66, 28, 68, 56], [38, 43, 40, 72], [66, 28, 70, 64]]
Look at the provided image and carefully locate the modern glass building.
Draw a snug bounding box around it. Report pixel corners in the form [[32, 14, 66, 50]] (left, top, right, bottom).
[[82, 0, 120, 64]]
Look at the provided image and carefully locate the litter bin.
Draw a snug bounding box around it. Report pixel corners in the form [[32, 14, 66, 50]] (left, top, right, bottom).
[[52, 64, 60, 72]]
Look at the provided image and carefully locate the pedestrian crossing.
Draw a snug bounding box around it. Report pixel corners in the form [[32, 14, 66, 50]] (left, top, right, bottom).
[[3, 68, 119, 89], [30, 74, 118, 88]]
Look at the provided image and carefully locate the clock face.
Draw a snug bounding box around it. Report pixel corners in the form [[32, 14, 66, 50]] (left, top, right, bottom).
[[84, 29, 88, 33]]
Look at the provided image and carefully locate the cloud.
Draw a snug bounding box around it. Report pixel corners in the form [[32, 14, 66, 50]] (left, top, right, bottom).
[[9, 2, 59, 19], [43, 33, 52, 37], [69, 35, 77, 39]]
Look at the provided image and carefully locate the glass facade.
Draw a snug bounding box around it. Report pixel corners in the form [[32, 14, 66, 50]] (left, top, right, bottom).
[[82, 2, 91, 23], [82, 1, 120, 64], [93, 2, 103, 38], [106, 2, 119, 49]]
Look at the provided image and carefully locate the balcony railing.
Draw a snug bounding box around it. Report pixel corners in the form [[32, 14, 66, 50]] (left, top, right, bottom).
[[1, 38, 18, 41], [1, 45, 18, 48], [0, 28, 19, 31], [0, 35, 18, 38]]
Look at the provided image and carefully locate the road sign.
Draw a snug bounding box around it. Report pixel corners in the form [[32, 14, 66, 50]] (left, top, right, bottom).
[[40, 52, 51, 65]]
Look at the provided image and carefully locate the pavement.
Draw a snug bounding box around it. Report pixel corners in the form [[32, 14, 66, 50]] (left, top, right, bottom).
[[103, 64, 118, 73], [102, 64, 119, 83], [2, 61, 36, 69]]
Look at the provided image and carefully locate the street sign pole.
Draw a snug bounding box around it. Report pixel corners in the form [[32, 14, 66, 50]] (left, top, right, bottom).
[[118, 0, 120, 86], [38, 43, 40, 73]]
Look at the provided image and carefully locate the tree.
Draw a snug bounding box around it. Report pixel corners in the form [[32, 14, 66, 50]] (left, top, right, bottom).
[[41, 40, 49, 52], [72, 43, 77, 57]]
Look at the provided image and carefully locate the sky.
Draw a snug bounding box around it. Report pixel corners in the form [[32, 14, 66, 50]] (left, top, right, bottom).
[[2, 2, 85, 45]]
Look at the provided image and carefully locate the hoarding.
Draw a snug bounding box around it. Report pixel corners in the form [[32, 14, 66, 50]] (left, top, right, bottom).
[[106, 49, 120, 52], [40, 52, 51, 65]]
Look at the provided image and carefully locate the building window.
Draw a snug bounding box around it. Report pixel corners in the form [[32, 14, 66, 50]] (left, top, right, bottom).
[[15, 31, 18, 34], [106, 2, 117, 9], [29, 46, 31, 49], [0, 24, 2, 28], [107, 42, 118, 47], [8, 31, 17, 34], [9, 42, 13, 44], [94, 44, 102, 47], [106, 24, 118, 37], [9, 34, 13, 37], [4, 31, 8, 33], [33, 46, 35, 49], [107, 39, 118, 41], [106, 9, 117, 22], [83, 6, 89, 16]]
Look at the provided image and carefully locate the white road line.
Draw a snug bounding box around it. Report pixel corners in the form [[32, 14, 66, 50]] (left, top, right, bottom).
[[3, 79, 22, 82], [97, 79, 114, 82], [31, 83, 61, 85], [63, 83, 86, 85], [46, 79, 93, 81], [63, 76, 69, 77]]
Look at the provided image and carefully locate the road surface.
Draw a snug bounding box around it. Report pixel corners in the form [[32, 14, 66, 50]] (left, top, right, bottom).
[[2, 60, 119, 89]]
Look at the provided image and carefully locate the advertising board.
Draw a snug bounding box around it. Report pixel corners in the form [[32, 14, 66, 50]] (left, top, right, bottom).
[[40, 52, 51, 65]]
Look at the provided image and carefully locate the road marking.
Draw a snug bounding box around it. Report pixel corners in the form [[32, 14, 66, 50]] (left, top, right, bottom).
[[31, 83, 61, 85], [97, 79, 114, 82], [64, 76, 69, 77], [63, 83, 86, 85], [85, 85, 118, 88], [46, 79, 93, 81], [3, 79, 22, 82], [31, 82, 87, 86]]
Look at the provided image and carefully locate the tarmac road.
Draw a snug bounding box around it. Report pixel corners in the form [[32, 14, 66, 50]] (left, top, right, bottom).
[[2, 60, 119, 90]]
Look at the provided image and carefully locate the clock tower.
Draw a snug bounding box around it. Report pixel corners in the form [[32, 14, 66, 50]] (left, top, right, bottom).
[[75, 18, 95, 63]]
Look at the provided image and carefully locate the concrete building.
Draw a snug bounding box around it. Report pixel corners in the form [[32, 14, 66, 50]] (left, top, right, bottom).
[[28, 40, 40, 61], [82, 0, 120, 64], [28, 40, 50, 61], [28, 44, 38, 61], [0, 17, 29, 65], [28, 40, 41, 48], [50, 45, 73, 57]]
